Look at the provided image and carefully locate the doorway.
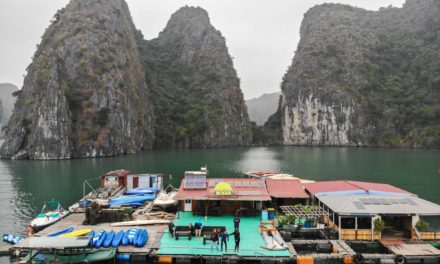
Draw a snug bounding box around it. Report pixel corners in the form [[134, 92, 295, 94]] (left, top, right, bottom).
[[381, 215, 412, 239]]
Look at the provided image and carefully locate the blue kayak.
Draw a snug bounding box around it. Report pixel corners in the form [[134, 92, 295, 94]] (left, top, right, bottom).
[[128, 228, 140, 245], [110, 202, 144, 208], [88, 231, 95, 247], [108, 196, 154, 206], [102, 230, 115, 248], [134, 229, 148, 247], [125, 187, 159, 196], [48, 227, 74, 237], [94, 231, 107, 248], [3, 234, 23, 244], [112, 230, 124, 247], [92, 230, 103, 246]]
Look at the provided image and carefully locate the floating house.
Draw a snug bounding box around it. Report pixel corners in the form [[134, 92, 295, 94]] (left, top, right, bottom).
[[304, 181, 440, 240], [100, 169, 163, 190], [175, 175, 271, 216], [265, 178, 309, 206]]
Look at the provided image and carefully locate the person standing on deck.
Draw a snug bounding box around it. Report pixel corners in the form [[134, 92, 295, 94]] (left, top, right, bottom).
[[168, 222, 175, 238], [194, 218, 202, 238], [234, 215, 240, 230], [220, 229, 229, 252], [210, 228, 220, 251], [229, 229, 240, 252]]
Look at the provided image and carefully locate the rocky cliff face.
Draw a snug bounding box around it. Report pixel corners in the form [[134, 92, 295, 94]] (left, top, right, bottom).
[[1, 2, 251, 159], [279, 0, 440, 149], [1, 0, 154, 159], [0, 83, 18, 139], [141, 7, 252, 148]]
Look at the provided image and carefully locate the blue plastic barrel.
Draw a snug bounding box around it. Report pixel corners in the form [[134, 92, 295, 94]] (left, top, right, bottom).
[[261, 210, 268, 221], [268, 208, 275, 220], [116, 254, 131, 261]]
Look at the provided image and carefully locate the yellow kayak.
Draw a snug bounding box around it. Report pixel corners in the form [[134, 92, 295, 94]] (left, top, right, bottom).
[[60, 228, 92, 237]]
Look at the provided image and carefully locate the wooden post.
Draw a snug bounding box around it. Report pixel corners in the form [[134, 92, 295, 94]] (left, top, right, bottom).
[[338, 216, 341, 240], [371, 216, 374, 241], [355, 217, 358, 240]]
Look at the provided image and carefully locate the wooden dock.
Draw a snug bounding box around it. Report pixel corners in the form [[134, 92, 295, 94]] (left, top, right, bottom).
[[14, 213, 167, 255], [380, 240, 440, 256]]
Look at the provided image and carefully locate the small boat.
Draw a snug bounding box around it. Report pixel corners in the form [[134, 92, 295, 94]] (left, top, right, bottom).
[[60, 228, 92, 237], [48, 227, 74, 237], [2, 234, 23, 244], [22, 248, 116, 263], [245, 171, 279, 179], [261, 231, 287, 251], [153, 190, 178, 208], [30, 200, 69, 230]]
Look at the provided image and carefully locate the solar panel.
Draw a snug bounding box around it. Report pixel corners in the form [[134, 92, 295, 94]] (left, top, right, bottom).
[[360, 198, 371, 205], [235, 182, 242, 187], [370, 198, 381, 205], [404, 198, 417, 206], [251, 182, 258, 187], [388, 199, 399, 204], [379, 198, 391, 205], [242, 182, 250, 187], [183, 175, 206, 189], [353, 201, 366, 210], [239, 191, 261, 195]]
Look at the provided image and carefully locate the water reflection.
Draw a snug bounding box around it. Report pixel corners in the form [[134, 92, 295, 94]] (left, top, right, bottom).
[[0, 146, 439, 247]]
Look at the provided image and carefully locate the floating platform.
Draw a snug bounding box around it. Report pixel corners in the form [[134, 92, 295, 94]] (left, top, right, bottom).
[[13, 213, 167, 256]]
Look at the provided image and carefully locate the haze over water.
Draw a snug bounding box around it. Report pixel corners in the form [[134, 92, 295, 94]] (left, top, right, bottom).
[[0, 146, 439, 245]]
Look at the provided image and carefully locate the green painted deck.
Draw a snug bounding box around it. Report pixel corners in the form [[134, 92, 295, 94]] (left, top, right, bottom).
[[157, 212, 291, 258]]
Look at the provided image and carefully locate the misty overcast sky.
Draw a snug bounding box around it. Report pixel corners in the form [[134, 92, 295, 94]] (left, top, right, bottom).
[[0, 0, 405, 99]]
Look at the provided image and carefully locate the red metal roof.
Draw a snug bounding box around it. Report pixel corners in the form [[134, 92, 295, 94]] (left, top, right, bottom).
[[265, 179, 309, 199], [346, 181, 412, 195], [175, 178, 271, 201], [304, 180, 412, 195], [100, 169, 130, 178]]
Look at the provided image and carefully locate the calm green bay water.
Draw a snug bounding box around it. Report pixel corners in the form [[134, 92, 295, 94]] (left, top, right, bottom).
[[0, 146, 439, 243]]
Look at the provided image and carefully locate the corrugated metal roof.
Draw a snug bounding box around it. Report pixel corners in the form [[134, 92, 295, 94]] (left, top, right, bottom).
[[304, 180, 413, 196], [175, 178, 271, 201], [318, 194, 440, 216], [265, 179, 309, 198]]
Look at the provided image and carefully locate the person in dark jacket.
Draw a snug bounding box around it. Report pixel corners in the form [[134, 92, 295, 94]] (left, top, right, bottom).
[[168, 222, 175, 238], [210, 228, 219, 251], [219, 229, 229, 252], [229, 229, 240, 252], [234, 215, 240, 230]]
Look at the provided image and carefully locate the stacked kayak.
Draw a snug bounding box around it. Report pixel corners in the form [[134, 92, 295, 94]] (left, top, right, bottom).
[[125, 187, 159, 196], [91, 229, 148, 248], [2, 234, 23, 244], [48, 227, 74, 237], [60, 228, 92, 237], [108, 196, 154, 207]]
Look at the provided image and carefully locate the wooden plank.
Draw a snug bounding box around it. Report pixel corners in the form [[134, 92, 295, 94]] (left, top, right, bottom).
[[385, 243, 440, 256]]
